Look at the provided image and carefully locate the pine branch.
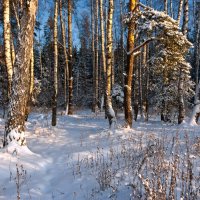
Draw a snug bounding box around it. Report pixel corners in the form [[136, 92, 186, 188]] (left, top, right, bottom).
[[126, 37, 157, 55]]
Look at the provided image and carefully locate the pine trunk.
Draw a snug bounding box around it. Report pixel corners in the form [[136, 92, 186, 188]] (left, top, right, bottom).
[[4, 0, 38, 146], [124, 0, 137, 128], [120, 0, 125, 85], [52, 0, 58, 126]]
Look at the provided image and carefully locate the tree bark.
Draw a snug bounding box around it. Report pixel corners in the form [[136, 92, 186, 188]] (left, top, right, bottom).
[[182, 0, 189, 36], [3, 0, 13, 96], [106, 0, 116, 127], [99, 0, 106, 112], [59, 0, 69, 112], [68, 0, 73, 115], [52, 0, 58, 126], [25, 46, 34, 121], [189, 1, 200, 124], [164, 0, 168, 14], [178, 0, 188, 124], [94, 0, 99, 112], [4, 0, 38, 146], [124, 0, 137, 128], [177, 0, 184, 25], [120, 0, 125, 85]]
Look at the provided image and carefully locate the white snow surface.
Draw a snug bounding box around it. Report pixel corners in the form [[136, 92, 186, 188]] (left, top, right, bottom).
[[0, 110, 199, 199]]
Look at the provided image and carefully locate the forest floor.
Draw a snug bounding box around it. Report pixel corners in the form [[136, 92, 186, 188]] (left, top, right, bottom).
[[0, 109, 200, 200]]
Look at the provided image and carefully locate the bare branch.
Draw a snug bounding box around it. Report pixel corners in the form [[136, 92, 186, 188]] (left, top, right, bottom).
[[127, 37, 157, 55], [12, 2, 20, 30]]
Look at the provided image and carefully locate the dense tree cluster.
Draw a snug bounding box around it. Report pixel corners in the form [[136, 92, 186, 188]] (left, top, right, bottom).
[[0, 0, 200, 146]]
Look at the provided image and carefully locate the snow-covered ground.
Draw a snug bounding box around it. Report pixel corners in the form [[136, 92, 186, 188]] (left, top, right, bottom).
[[0, 110, 199, 200]]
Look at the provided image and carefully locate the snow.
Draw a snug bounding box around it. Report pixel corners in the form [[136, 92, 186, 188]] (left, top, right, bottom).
[[0, 110, 200, 199]]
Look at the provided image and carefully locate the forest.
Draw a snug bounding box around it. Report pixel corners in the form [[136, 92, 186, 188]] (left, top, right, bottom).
[[0, 0, 200, 199]]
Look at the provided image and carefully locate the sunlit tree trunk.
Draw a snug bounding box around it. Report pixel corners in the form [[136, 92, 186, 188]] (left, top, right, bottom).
[[120, 0, 125, 85], [106, 0, 116, 127], [25, 46, 34, 121], [68, 0, 73, 115], [59, 0, 69, 112], [124, 0, 137, 128], [177, 0, 184, 25], [52, 0, 58, 126], [99, 0, 106, 111], [4, 0, 38, 146], [3, 0, 13, 96]]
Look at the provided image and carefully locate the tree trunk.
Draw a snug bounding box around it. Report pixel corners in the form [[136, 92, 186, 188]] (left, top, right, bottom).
[[91, 0, 96, 112], [59, 0, 69, 112], [120, 0, 125, 85], [4, 0, 38, 146], [25, 46, 34, 121], [94, 0, 99, 113], [52, 0, 58, 126], [182, 0, 189, 36], [106, 0, 116, 128], [3, 0, 13, 96], [138, 50, 144, 120], [170, 0, 173, 18], [164, 0, 168, 14], [178, 0, 188, 124], [124, 0, 137, 128], [99, 0, 106, 112], [189, 1, 200, 124], [68, 0, 73, 115], [177, 0, 184, 25]]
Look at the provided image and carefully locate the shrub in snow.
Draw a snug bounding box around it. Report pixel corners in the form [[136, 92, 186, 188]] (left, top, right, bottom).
[[112, 84, 124, 110]]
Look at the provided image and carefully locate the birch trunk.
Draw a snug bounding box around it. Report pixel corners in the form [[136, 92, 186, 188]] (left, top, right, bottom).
[[59, 0, 69, 112], [25, 46, 34, 121], [4, 0, 38, 146], [124, 0, 137, 128], [3, 0, 13, 96], [52, 0, 58, 126], [68, 0, 73, 115], [106, 0, 116, 128], [99, 0, 106, 112], [94, 0, 99, 113], [177, 0, 184, 25]]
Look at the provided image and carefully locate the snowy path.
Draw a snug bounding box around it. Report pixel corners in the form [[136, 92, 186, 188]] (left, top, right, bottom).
[[0, 110, 199, 199]]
